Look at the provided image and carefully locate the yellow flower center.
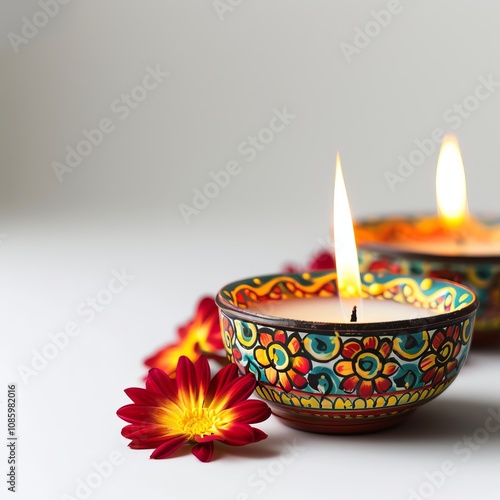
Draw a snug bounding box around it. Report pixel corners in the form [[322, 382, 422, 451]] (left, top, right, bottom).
[[178, 408, 221, 440]]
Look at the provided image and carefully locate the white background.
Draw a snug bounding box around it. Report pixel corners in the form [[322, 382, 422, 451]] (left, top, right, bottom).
[[1, 1, 500, 499]]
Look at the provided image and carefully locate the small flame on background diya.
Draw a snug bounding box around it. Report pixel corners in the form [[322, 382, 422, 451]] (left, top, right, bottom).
[[436, 134, 469, 233]]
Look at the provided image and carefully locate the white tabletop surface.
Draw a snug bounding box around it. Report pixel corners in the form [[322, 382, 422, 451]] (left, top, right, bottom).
[[1, 213, 499, 500]]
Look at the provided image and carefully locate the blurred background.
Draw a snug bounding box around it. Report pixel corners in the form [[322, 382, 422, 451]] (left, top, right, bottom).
[[1, 2, 500, 499], [2, 0, 500, 222]]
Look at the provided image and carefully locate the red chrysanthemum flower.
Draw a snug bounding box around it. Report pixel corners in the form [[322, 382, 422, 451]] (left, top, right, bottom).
[[307, 250, 335, 271], [283, 250, 336, 274], [145, 297, 224, 376], [117, 356, 271, 462]]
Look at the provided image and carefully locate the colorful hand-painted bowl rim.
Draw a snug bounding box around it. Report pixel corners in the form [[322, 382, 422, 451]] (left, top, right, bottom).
[[216, 271, 479, 332], [356, 215, 500, 263]]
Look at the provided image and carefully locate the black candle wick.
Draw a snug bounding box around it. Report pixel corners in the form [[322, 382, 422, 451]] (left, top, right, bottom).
[[350, 305, 357, 323]]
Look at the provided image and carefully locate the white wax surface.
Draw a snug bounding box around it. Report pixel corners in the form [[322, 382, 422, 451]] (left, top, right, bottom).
[[380, 240, 500, 257], [249, 297, 439, 323]]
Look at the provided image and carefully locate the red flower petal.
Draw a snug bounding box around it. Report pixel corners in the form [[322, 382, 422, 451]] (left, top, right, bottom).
[[340, 375, 359, 393], [421, 366, 437, 384], [307, 251, 335, 270], [447, 325, 460, 342], [194, 434, 221, 443], [288, 371, 308, 389], [145, 368, 178, 401], [292, 356, 311, 375], [122, 425, 169, 442], [205, 363, 239, 406], [432, 331, 445, 350], [194, 355, 211, 394], [150, 436, 187, 459], [214, 373, 257, 410], [251, 428, 268, 443], [275, 330, 287, 344], [358, 380, 374, 397], [124, 387, 166, 406], [220, 422, 260, 446], [363, 337, 378, 350], [197, 297, 218, 322], [374, 377, 392, 394], [129, 440, 161, 450], [176, 356, 202, 407], [192, 442, 215, 462], [117, 404, 162, 425], [229, 400, 272, 424], [343, 341, 362, 359]]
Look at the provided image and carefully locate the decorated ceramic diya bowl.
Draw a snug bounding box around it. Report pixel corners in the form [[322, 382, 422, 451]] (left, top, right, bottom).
[[216, 271, 478, 434], [355, 216, 500, 339]]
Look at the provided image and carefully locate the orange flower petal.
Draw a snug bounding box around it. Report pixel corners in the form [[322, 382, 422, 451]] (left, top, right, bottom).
[[265, 367, 278, 385], [447, 359, 458, 374], [287, 336, 301, 355], [382, 362, 399, 376], [374, 377, 392, 394], [420, 354, 436, 372], [378, 340, 392, 359], [260, 333, 273, 348], [279, 372, 292, 392], [434, 366, 445, 384], [335, 360, 354, 376], [255, 347, 271, 367]]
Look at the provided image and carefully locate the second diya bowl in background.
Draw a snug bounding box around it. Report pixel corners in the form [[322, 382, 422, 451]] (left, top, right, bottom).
[[356, 216, 500, 341], [216, 270, 478, 434]]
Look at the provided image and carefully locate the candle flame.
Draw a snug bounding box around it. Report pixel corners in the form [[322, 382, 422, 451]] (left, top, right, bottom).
[[333, 153, 362, 319], [436, 134, 468, 230]]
